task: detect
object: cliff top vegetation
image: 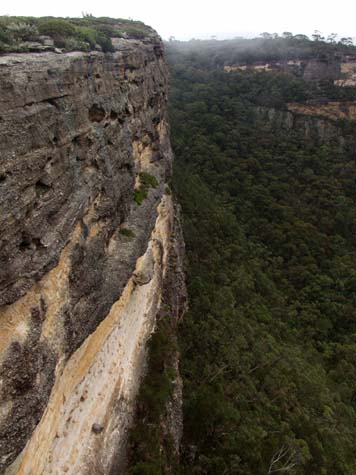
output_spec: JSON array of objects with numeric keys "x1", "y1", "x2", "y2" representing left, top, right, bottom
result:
[{"x1": 0, "y1": 15, "x2": 158, "y2": 54}]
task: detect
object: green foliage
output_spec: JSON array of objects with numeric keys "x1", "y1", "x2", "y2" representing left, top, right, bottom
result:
[
  {"x1": 119, "y1": 23, "x2": 147, "y2": 39},
  {"x1": 75, "y1": 26, "x2": 97, "y2": 46},
  {"x1": 0, "y1": 25, "x2": 12, "y2": 52},
  {"x1": 0, "y1": 17, "x2": 38, "y2": 50},
  {"x1": 96, "y1": 32, "x2": 115, "y2": 52},
  {"x1": 0, "y1": 29, "x2": 10, "y2": 43},
  {"x1": 5, "y1": 22, "x2": 37, "y2": 42},
  {"x1": 119, "y1": 227, "x2": 136, "y2": 239},
  {"x1": 96, "y1": 24, "x2": 117, "y2": 37},
  {"x1": 134, "y1": 188, "x2": 148, "y2": 205},
  {"x1": 139, "y1": 172, "x2": 159, "y2": 189},
  {"x1": 0, "y1": 16, "x2": 155, "y2": 54},
  {"x1": 74, "y1": 25, "x2": 115, "y2": 52},
  {"x1": 127, "y1": 318, "x2": 179, "y2": 474},
  {"x1": 166, "y1": 34, "x2": 356, "y2": 70},
  {"x1": 134, "y1": 172, "x2": 159, "y2": 205},
  {"x1": 38, "y1": 18, "x2": 75, "y2": 37},
  {"x1": 168, "y1": 39, "x2": 356, "y2": 475}
]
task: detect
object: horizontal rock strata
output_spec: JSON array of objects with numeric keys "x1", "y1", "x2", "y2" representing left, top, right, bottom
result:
[{"x1": 0, "y1": 36, "x2": 177, "y2": 474}]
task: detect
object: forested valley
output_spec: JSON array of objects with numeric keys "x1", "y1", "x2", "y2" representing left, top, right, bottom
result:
[{"x1": 167, "y1": 35, "x2": 356, "y2": 474}]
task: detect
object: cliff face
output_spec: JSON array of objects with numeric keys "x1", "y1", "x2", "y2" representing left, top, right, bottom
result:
[
  {"x1": 254, "y1": 105, "x2": 348, "y2": 145},
  {"x1": 0, "y1": 37, "x2": 184, "y2": 474},
  {"x1": 224, "y1": 57, "x2": 341, "y2": 81},
  {"x1": 224, "y1": 55, "x2": 356, "y2": 83}
]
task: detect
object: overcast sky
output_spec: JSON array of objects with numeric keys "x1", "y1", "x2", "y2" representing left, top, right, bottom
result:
[{"x1": 2, "y1": 0, "x2": 356, "y2": 41}]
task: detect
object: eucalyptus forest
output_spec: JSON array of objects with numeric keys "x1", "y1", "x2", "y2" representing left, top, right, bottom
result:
[{"x1": 168, "y1": 35, "x2": 356, "y2": 475}]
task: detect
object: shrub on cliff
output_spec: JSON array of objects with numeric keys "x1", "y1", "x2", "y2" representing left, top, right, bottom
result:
[
  {"x1": 75, "y1": 26, "x2": 97, "y2": 47},
  {"x1": 38, "y1": 18, "x2": 76, "y2": 38},
  {"x1": 0, "y1": 18, "x2": 40, "y2": 51},
  {"x1": 0, "y1": 29, "x2": 11, "y2": 45},
  {"x1": 119, "y1": 23, "x2": 147, "y2": 39},
  {"x1": 134, "y1": 173, "x2": 159, "y2": 205},
  {"x1": 6, "y1": 22, "x2": 38, "y2": 41},
  {"x1": 96, "y1": 33, "x2": 115, "y2": 53},
  {"x1": 96, "y1": 24, "x2": 117, "y2": 38},
  {"x1": 74, "y1": 26, "x2": 114, "y2": 52},
  {"x1": 139, "y1": 172, "x2": 159, "y2": 189}
]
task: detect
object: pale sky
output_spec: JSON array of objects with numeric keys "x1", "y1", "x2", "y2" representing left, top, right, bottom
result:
[{"x1": 2, "y1": 0, "x2": 356, "y2": 41}]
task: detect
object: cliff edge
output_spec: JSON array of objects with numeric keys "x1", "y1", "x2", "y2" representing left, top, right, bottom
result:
[{"x1": 0, "y1": 33, "x2": 185, "y2": 474}]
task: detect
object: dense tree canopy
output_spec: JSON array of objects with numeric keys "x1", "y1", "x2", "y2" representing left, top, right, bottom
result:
[
  {"x1": 168, "y1": 38, "x2": 356, "y2": 475},
  {"x1": 167, "y1": 34, "x2": 356, "y2": 70}
]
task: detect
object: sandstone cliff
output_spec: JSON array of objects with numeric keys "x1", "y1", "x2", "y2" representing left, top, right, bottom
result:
[
  {"x1": 0, "y1": 35, "x2": 185, "y2": 474},
  {"x1": 224, "y1": 57, "x2": 341, "y2": 81},
  {"x1": 254, "y1": 105, "x2": 348, "y2": 145},
  {"x1": 224, "y1": 55, "x2": 356, "y2": 84}
]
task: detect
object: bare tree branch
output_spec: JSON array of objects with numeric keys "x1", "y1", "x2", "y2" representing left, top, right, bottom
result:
[{"x1": 268, "y1": 445, "x2": 299, "y2": 474}]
